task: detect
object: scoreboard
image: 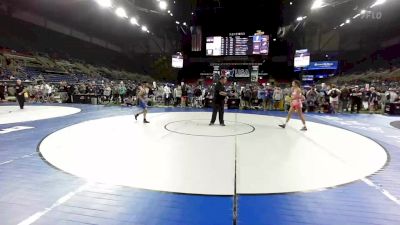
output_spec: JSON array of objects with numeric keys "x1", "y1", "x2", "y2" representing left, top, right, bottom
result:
[
  {"x1": 220, "y1": 36, "x2": 249, "y2": 55},
  {"x1": 206, "y1": 34, "x2": 269, "y2": 56}
]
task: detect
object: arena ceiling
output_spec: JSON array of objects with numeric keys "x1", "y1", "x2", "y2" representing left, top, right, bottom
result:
[
  {"x1": 192, "y1": 0, "x2": 283, "y2": 36},
  {"x1": 2, "y1": 0, "x2": 190, "y2": 47},
  {"x1": 285, "y1": 0, "x2": 400, "y2": 34},
  {"x1": 2, "y1": 0, "x2": 398, "y2": 54}
]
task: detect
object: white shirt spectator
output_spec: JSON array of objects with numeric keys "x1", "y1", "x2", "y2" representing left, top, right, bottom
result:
[
  {"x1": 273, "y1": 88, "x2": 283, "y2": 101},
  {"x1": 385, "y1": 90, "x2": 398, "y2": 103},
  {"x1": 174, "y1": 86, "x2": 182, "y2": 98},
  {"x1": 164, "y1": 85, "x2": 171, "y2": 97},
  {"x1": 104, "y1": 86, "x2": 111, "y2": 96},
  {"x1": 46, "y1": 84, "x2": 52, "y2": 94},
  {"x1": 328, "y1": 88, "x2": 341, "y2": 102}
]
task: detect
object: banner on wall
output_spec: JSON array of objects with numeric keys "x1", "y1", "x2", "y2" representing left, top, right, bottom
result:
[
  {"x1": 295, "y1": 61, "x2": 339, "y2": 71},
  {"x1": 251, "y1": 66, "x2": 259, "y2": 82},
  {"x1": 234, "y1": 69, "x2": 250, "y2": 78}
]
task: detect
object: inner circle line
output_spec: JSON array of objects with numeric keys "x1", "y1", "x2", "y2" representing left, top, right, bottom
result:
[{"x1": 164, "y1": 119, "x2": 256, "y2": 137}]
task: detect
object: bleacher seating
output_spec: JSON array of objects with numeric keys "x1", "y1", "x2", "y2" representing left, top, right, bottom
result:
[
  {"x1": 74, "y1": 73, "x2": 89, "y2": 82},
  {"x1": 1, "y1": 44, "x2": 150, "y2": 84},
  {"x1": 2, "y1": 69, "x2": 12, "y2": 79},
  {"x1": 23, "y1": 67, "x2": 42, "y2": 80},
  {"x1": 42, "y1": 73, "x2": 77, "y2": 83}
]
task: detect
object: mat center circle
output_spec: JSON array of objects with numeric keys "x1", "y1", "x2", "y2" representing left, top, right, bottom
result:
[{"x1": 164, "y1": 119, "x2": 255, "y2": 137}]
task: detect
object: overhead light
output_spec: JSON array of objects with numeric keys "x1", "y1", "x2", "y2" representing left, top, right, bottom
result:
[
  {"x1": 95, "y1": 0, "x2": 112, "y2": 8},
  {"x1": 353, "y1": 13, "x2": 361, "y2": 19},
  {"x1": 311, "y1": 0, "x2": 324, "y2": 10},
  {"x1": 296, "y1": 17, "x2": 304, "y2": 21},
  {"x1": 159, "y1": 1, "x2": 168, "y2": 10},
  {"x1": 346, "y1": 19, "x2": 351, "y2": 24},
  {"x1": 168, "y1": 10, "x2": 171, "y2": 13},
  {"x1": 340, "y1": 23, "x2": 345, "y2": 27},
  {"x1": 175, "y1": 21, "x2": 180, "y2": 24},
  {"x1": 170, "y1": 13, "x2": 173, "y2": 16},
  {"x1": 290, "y1": 2, "x2": 293, "y2": 5},
  {"x1": 141, "y1": 25, "x2": 148, "y2": 32},
  {"x1": 183, "y1": 22, "x2": 187, "y2": 26},
  {"x1": 130, "y1": 17, "x2": 139, "y2": 26},
  {"x1": 273, "y1": 38, "x2": 277, "y2": 41},
  {"x1": 191, "y1": 12, "x2": 194, "y2": 15},
  {"x1": 361, "y1": 9, "x2": 367, "y2": 14},
  {"x1": 115, "y1": 7, "x2": 128, "y2": 18},
  {"x1": 371, "y1": 0, "x2": 386, "y2": 8}
]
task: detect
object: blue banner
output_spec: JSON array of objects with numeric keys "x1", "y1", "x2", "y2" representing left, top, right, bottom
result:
[
  {"x1": 295, "y1": 61, "x2": 338, "y2": 71},
  {"x1": 309, "y1": 61, "x2": 338, "y2": 70}
]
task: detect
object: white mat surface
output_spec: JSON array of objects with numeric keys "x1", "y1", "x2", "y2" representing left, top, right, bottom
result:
[
  {"x1": 0, "y1": 105, "x2": 81, "y2": 124},
  {"x1": 39, "y1": 112, "x2": 387, "y2": 195}
]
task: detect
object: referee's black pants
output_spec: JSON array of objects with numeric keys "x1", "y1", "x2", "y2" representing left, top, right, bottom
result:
[
  {"x1": 16, "y1": 94, "x2": 25, "y2": 109},
  {"x1": 210, "y1": 102, "x2": 224, "y2": 124}
]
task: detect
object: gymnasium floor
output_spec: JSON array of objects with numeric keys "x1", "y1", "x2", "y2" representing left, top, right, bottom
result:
[{"x1": 0, "y1": 104, "x2": 399, "y2": 225}]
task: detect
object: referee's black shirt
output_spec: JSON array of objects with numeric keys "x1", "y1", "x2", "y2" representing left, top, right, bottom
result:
[
  {"x1": 214, "y1": 81, "x2": 226, "y2": 104},
  {"x1": 15, "y1": 84, "x2": 24, "y2": 96}
]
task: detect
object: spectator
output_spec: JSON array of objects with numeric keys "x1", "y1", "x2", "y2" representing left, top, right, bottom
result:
[
  {"x1": 193, "y1": 85, "x2": 203, "y2": 108},
  {"x1": 0, "y1": 82, "x2": 6, "y2": 102},
  {"x1": 328, "y1": 84, "x2": 341, "y2": 114},
  {"x1": 163, "y1": 84, "x2": 172, "y2": 106},
  {"x1": 256, "y1": 85, "x2": 265, "y2": 109},
  {"x1": 78, "y1": 83, "x2": 86, "y2": 94},
  {"x1": 350, "y1": 87, "x2": 363, "y2": 113},
  {"x1": 174, "y1": 85, "x2": 182, "y2": 107},
  {"x1": 67, "y1": 83, "x2": 75, "y2": 103},
  {"x1": 284, "y1": 93, "x2": 291, "y2": 112},
  {"x1": 181, "y1": 84, "x2": 188, "y2": 107},
  {"x1": 339, "y1": 85, "x2": 350, "y2": 112},
  {"x1": 319, "y1": 84, "x2": 330, "y2": 113},
  {"x1": 306, "y1": 86, "x2": 318, "y2": 112},
  {"x1": 103, "y1": 85, "x2": 112, "y2": 103},
  {"x1": 119, "y1": 81, "x2": 127, "y2": 103},
  {"x1": 265, "y1": 85, "x2": 274, "y2": 110},
  {"x1": 243, "y1": 86, "x2": 251, "y2": 109},
  {"x1": 112, "y1": 83, "x2": 119, "y2": 103},
  {"x1": 273, "y1": 87, "x2": 283, "y2": 110},
  {"x1": 368, "y1": 87, "x2": 380, "y2": 114},
  {"x1": 385, "y1": 88, "x2": 398, "y2": 103}
]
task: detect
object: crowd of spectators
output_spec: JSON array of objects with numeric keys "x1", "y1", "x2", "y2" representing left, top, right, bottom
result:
[
  {"x1": 1, "y1": 47, "x2": 399, "y2": 114},
  {"x1": 1, "y1": 78, "x2": 398, "y2": 115}
]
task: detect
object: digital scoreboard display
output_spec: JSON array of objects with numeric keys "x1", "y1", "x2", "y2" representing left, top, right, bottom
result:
[
  {"x1": 220, "y1": 36, "x2": 251, "y2": 55},
  {"x1": 206, "y1": 36, "x2": 222, "y2": 56},
  {"x1": 172, "y1": 55, "x2": 183, "y2": 68},
  {"x1": 252, "y1": 34, "x2": 269, "y2": 55},
  {"x1": 294, "y1": 49, "x2": 310, "y2": 68},
  {"x1": 206, "y1": 34, "x2": 269, "y2": 56}
]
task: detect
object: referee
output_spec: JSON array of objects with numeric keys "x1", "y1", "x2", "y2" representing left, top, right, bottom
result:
[
  {"x1": 209, "y1": 75, "x2": 228, "y2": 126},
  {"x1": 15, "y1": 79, "x2": 25, "y2": 109}
]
